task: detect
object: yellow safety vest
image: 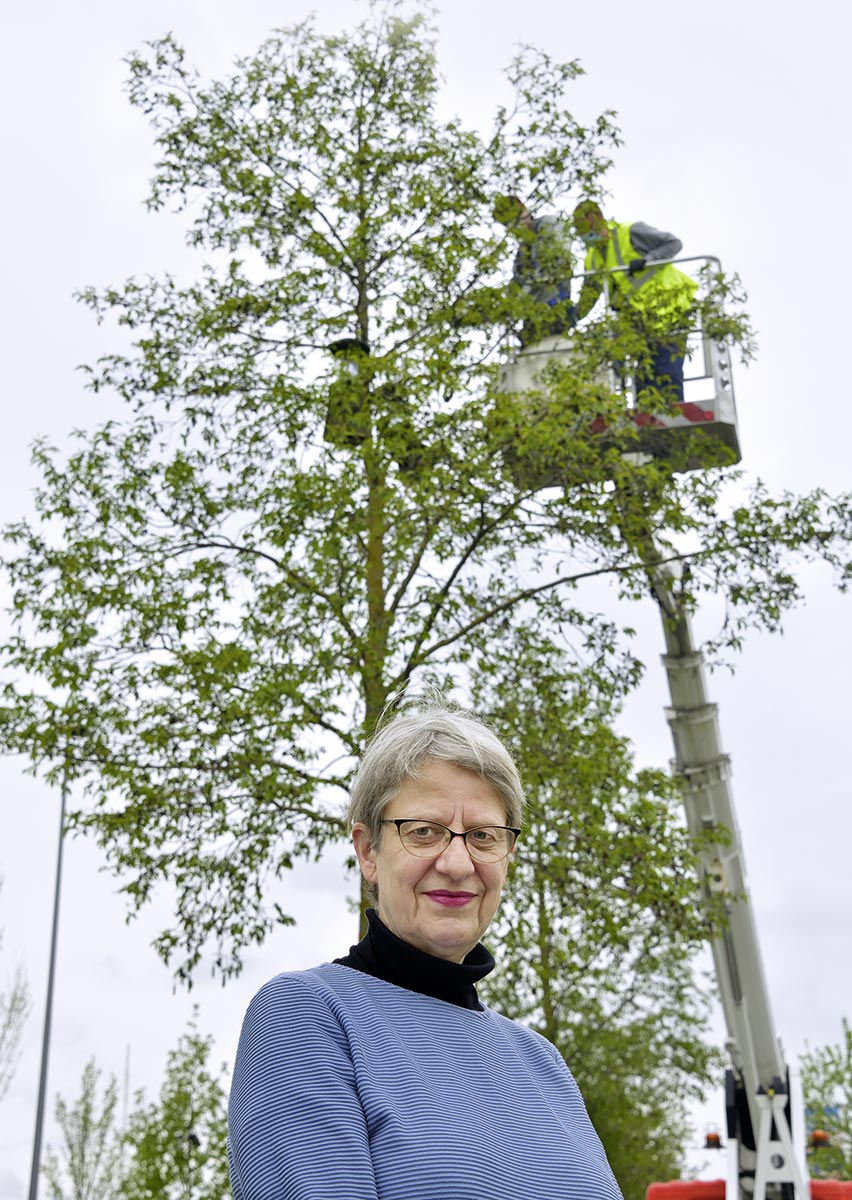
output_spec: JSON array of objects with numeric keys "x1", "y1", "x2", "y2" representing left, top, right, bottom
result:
[{"x1": 584, "y1": 222, "x2": 696, "y2": 329}]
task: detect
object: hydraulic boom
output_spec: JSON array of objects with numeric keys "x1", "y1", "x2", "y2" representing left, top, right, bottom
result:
[{"x1": 647, "y1": 550, "x2": 808, "y2": 1200}]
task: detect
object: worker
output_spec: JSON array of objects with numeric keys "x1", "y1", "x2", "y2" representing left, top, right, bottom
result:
[
  {"x1": 572, "y1": 200, "x2": 696, "y2": 407},
  {"x1": 494, "y1": 194, "x2": 577, "y2": 346}
]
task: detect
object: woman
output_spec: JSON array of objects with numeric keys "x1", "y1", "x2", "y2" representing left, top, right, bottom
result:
[{"x1": 228, "y1": 704, "x2": 623, "y2": 1200}]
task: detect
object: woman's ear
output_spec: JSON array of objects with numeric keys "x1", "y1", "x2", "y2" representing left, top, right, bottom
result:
[{"x1": 352, "y1": 823, "x2": 379, "y2": 885}]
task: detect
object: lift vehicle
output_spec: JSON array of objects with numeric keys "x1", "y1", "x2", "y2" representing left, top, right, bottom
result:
[
  {"x1": 500, "y1": 258, "x2": 851, "y2": 1200},
  {"x1": 644, "y1": 543, "x2": 851, "y2": 1200}
]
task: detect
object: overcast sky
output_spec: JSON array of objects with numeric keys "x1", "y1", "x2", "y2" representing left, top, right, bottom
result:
[{"x1": 1, "y1": 1, "x2": 851, "y2": 1195}]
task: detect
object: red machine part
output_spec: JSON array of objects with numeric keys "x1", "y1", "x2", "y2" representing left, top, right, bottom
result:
[
  {"x1": 646, "y1": 1185, "x2": 725, "y2": 1199},
  {"x1": 646, "y1": 1183, "x2": 852, "y2": 1199}
]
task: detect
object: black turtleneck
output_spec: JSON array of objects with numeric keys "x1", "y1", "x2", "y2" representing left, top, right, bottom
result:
[{"x1": 334, "y1": 908, "x2": 494, "y2": 1011}]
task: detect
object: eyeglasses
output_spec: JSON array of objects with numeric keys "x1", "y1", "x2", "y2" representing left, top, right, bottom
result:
[{"x1": 381, "y1": 819, "x2": 520, "y2": 863}]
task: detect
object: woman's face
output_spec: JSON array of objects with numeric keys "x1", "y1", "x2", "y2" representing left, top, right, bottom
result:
[{"x1": 352, "y1": 759, "x2": 512, "y2": 963}]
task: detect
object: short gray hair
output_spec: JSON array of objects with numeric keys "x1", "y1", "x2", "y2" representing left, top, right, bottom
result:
[{"x1": 348, "y1": 702, "x2": 525, "y2": 842}]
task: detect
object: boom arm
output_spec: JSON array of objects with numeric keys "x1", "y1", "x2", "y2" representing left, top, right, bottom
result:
[{"x1": 648, "y1": 554, "x2": 808, "y2": 1200}]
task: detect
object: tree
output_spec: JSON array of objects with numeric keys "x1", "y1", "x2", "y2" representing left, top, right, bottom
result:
[
  {"x1": 0, "y1": 877, "x2": 30, "y2": 1102},
  {"x1": 121, "y1": 1021, "x2": 230, "y2": 1200},
  {"x1": 0, "y1": 2, "x2": 850, "y2": 989},
  {"x1": 42, "y1": 1060, "x2": 123, "y2": 1200},
  {"x1": 44, "y1": 1020, "x2": 231, "y2": 1200},
  {"x1": 475, "y1": 644, "x2": 722, "y2": 1200},
  {"x1": 801, "y1": 1018, "x2": 852, "y2": 1180}
]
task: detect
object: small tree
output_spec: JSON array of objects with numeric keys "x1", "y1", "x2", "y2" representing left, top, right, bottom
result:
[
  {"x1": 42, "y1": 1060, "x2": 123, "y2": 1200},
  {"x1": 802, "y1": 1019, "x2": 852, "y2": 1180},
  {"x1": 120, "y1": 1021, "x2": 230, "y2": 1200},
  {"x1": 44, "y1": 1021, "x2": 231, "y2": 1200},
  {"x1": 0, "y1": 878, "x2": 30, "y2": 1102}
]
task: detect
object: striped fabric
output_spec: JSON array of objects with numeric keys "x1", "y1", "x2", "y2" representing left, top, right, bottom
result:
[{"x1": 228, "y1": 964, "x2": 623, "y2": 1200}]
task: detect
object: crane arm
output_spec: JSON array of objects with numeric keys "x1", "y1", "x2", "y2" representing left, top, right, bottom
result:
[{"x1": 644, "y1": 550, "x2": 808, "y2": 1200}]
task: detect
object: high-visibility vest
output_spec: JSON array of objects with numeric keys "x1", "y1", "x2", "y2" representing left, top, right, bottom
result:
[{"x1": 584, "y1": 221, "x2": 696, "y2": 328}]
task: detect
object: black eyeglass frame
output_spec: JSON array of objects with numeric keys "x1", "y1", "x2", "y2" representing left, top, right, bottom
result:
[{"x1": 380, "y1": 818, "x2": 521, "y2": 861}]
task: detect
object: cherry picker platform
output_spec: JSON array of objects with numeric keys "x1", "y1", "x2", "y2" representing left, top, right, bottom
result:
[{"x1": 498, "y1": 256, "x2": 740, "y2": 486}]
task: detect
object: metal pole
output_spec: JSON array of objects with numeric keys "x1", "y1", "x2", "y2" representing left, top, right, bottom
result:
[{"x1": 26, "y1": 771, "x2": 68, "y2": 1200}]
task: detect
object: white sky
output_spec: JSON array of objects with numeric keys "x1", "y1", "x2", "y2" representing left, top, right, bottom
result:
[{"x1": 1, "y1": 1, "x2": 851, "y2": 1195}]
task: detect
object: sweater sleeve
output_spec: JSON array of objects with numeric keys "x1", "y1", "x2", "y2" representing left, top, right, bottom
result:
[
  {"x1": 628, "y1": 221, "x2": 682, "y2": 262},
  {"x1": 228, "y1": 973, "x2": 379, "y2": 1200},
  {"x1": 544, "y1": 1043, "x2": 624, "y2": 1196}
]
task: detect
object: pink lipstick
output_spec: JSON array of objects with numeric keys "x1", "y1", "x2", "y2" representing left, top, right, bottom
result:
[{"x1": 425, "y1": 891, "x2": 475, "y2": 907}]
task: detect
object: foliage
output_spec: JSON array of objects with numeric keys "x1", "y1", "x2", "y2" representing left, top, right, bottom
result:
[
  {"x1": 42, "y1": 1060, "x2": 123, "y2": 1200},
  {"x1": 802, "y1": 1018, "x2": 852, "y2": 1180},
  {"x1": 43, "y1": 1019, "x2": 231, "y2": 1200},
  {"x1": 0, "y1": 965, "x2": 28, "y2": 1101},
  {"x1": 0, "y1": 1, "x2": 850, "y2": 988},
  {"x1": 476, "y1": 652, "x2": 722, "y2": 1199},
  {"x1": 120, "y1": 1020, "x2": 230, "y2": 1200},
  {"x1": 0, "y1": 878, "x2": 30, "y2": 1102}
]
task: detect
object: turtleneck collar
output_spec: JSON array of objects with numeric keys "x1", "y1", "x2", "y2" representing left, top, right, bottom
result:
[{"x1": 334, "y1": 908, "x2": 494, "y2": 1011}]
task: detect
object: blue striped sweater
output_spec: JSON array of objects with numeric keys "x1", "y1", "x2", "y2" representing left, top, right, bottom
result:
[{"x1": 228, "y1": 963, "x2": 623, "y2": 1200}]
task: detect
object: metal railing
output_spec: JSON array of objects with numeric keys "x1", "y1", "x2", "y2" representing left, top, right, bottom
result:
[{"x1": 568, "y1": 254, "x2": 734, "y2": 409}]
